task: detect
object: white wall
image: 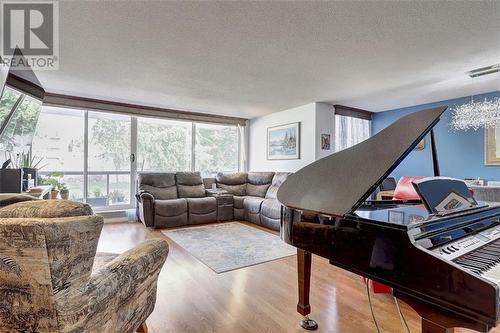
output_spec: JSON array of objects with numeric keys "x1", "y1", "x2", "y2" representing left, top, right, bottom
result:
[{"x1": 248, "y1": 102, "x2": 335, "y2": 172}]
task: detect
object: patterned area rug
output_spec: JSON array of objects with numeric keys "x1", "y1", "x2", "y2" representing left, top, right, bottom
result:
[{"x1": 163, "y1": 222, "x2": 296, "y2": 273}]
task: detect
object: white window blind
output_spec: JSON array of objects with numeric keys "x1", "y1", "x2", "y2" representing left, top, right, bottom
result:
[{"x1": 334, "y1": 114, "x2": 371, "y2": 152}]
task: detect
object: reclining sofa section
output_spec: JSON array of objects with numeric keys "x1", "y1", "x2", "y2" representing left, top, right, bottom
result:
[{"x1": 137, "y1": 171, "x2": 290, "y2": 231}]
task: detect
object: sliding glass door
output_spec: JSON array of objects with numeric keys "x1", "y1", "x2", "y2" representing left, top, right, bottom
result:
[
  {"x1": 137, "y1": 117, "x2": 192, "y2": 172},
  {"x1": 87, "y1": 112, "x2": 132, "y2": 208}
]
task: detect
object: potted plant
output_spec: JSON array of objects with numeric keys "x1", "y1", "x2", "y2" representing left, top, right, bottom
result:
[
  {"x1": 60, "y1": 185, "x2": 70, "y2": 200},
  {"x1": 87, "y1": 189, "x2": 107, "y2": 206},
  {"x1": 38, "y1": 172, "x2": 64, "y2": 199},
  {"x1": 13, "y1": 149, "x2": 46, "y2": 191},
  {"x1": 108, "y1": 190, "x2": 126, "y2": 204}
]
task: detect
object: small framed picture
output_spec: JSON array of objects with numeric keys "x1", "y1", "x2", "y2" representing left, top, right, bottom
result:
[
  {"x1": 321, "y1": 134, "x2": 331, "y2": 150},
  {"x1": 408, "y1": 214, "x2": 425, "y2": 224},
  {"x1": 388, "y1": 210, "x2": 405, "y2": 224},
  {"x1": 485, "y1": 127, "x2": 500, "y2": 165}
]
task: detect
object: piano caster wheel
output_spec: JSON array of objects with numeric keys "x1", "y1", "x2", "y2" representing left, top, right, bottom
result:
[{"x1": 300, "y1": 316, "x2": 318, "y2": 330}]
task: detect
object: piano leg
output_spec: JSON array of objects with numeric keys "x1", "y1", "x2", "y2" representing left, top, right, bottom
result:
[
  {"x1": 422, "y1": 318, "x2": 454, "y2": 333},
  {"x1": 297, "y1": 248, "x2": 318, "y2": 330}
]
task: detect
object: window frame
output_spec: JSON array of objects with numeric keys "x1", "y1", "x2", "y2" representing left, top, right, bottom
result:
[{"x1": 33, "y1": 107, "x2": 242, "y2": 211}]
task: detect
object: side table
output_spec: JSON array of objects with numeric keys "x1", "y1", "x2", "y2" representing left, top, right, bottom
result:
[{"x1": 205, "y1": 189, "x2": 234, "y2": 221}]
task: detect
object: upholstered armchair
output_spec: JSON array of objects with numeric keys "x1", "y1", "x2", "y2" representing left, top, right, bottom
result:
[{"x1": 0, "y1": 199, "x2": 169, "y2": 333}]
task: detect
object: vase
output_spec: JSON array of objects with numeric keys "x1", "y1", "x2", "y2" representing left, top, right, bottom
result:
[{"x1": 50, "y1": 189, "x2": 59, "y2": 199}]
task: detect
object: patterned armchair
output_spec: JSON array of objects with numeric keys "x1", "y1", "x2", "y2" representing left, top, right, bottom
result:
[{"x1": 0, "y1": 199, "x2": 169, "y2": 333}]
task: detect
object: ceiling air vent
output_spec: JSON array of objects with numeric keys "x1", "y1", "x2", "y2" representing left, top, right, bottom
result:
[{"x1": 468, "y1": 63, "x2": 500, "y2": 78}]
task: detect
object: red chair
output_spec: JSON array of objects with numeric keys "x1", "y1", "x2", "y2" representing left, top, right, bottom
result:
[
  {"x1": 363, "y1": 176, "x2": 425, "y2": 294},
  {"x1": 392, "y1": 176, "x2": 426, "y2": 200}
]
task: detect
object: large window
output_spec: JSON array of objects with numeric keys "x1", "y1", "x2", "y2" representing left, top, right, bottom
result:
[
  {"x1": 32, "y1": 107, "x2": 85, "y2": 201},
  {"x1": 0, "y1": 87, "x2": 42, "y2": 154},
  {"x1": 31, "y1": 108, "x2": 241, "y2": 209},
  {"x1": 334, "y1": 114, "x2": 370, "y2": 152},
  {"x1": 137, "y1": 118, "x2": 192, "y2": 172},
  {"x1": 195, "y1": 123, "x2": 238, "y2": 176}
]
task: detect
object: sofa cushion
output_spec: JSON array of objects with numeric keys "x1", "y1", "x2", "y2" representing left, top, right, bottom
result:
[
  {"x1": 187, "y1": 197, "x2": 216, "y2": 214},
  {"x1": 155, "y1": 198, "x2": 187, "y2": 217},
  {"x1": 218, "y1": 183, "x2": 245, "y2": 196},
  {"x1": 176, "y1": 172, "x2": 205, "y2": 198},
  {"x1": 216, "y1": 172, "x2": 247, "y2": 185},
  {"x1": 261, "y1": 198, "x2": 282, "y2": 220},
  {"x1": 177, "y1": 184, "x2": 205, "y2": 198},
  {"x1": 0, "y1": 200, "x2": 93, "y2": 218},
  {"x1": 265, "y1": 172, "x2": 291, "y2": 199},
  {"x1": 246, "y1": 172, "x2": 274, "y2": 197},
  {"x1": 138, "y1": 173, "x2": 177, "y2": 200},
  {"x1": 243, "y1": 196, "x2": 265, "y2": 214},
  {"x1": 233, "y1": 195, "x2": 245, "y2": 209},
  {"x1": 216, "y1": 172, "x2": 247, "y2": 195}
]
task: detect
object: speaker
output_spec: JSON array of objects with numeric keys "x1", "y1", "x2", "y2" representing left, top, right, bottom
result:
[{"x1": 0, "y1": 168, "x2": 23, "y2": 193}]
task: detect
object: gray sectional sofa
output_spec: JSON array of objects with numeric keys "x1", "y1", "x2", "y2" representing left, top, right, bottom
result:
[{"x1": 136, "y1": 171, "x2": 290, "y2": 231}]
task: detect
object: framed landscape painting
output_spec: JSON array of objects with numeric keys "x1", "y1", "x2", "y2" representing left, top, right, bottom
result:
[
  {"x1": 267, "y1": 122, "x2": 300, "y2": 160},
  {"x1": 485, "y1": 127, "x2": 500, "y2": 165}
]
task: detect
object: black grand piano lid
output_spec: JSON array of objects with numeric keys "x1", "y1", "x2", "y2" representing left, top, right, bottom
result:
[{"x1": 277, "y1": 106, "x2": 447, "y2": 218}]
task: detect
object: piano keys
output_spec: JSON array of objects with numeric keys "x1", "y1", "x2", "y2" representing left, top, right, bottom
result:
[{"x1": 277, "y1": 106, "x2": 500, "y2": 332}]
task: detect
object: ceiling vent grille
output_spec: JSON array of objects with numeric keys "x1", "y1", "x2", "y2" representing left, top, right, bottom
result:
[{"x1": 468, "y1": 64, "x2": 500, "y2": 78}]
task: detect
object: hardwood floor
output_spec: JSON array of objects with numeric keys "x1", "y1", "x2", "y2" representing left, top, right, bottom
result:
[{"x1": 99, "y1": 221, "x2": 494, "y2": 333}]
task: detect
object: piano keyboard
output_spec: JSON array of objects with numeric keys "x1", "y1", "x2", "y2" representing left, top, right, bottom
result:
[{"x1": 434, "y1": 225, "x2": 500, "y2": 283}]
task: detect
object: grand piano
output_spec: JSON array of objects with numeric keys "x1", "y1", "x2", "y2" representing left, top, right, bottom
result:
[{"x1": 278, "y1": 106, "x2": 500, "y2": 333}]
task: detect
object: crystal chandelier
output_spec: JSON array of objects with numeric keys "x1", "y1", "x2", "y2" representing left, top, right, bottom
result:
[
  {"x1": 451, "y1": 97, "x2": 500, "y2": 130},
  {"x1": 450, "y1": 64, "x2": 500, "y2": 131}
]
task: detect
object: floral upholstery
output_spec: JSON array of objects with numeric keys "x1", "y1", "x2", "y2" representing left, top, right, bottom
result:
[
  {"x1": 0, "y1": 200, "x2": 169, "y2": 333},
  {"x1": 0, "y1": 199, "x2": 93, "y2": 218}
]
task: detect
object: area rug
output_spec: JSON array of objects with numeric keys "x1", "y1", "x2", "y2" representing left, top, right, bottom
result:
[{"x1": 163, "y1": 222, "x2": 296, "y2": 273}]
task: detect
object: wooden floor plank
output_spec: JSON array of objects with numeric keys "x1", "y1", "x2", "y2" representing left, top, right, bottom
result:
[{"x1": 98, "y1": 221, "x2": 498, "y2": 333}]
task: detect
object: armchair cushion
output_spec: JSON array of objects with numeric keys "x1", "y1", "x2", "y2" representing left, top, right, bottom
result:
[
  {"x1": 62, "y1": 239, "x2": 169, "y2": 333},
  {"x1": 176, "y1": 172, "x2": 206, "y2": 198},
  {"x1": 92, "y1": 252, "x2": 119, "y2": 271},
  {"x1": 0, "y1": 193, "x2": 38, "y2": 207},
  {"x1": 246, "y1": 172, "x2": 274, "y2": 197},
  {"x1": 393, "y1": 176, "x2": 425, "y2": 200},
  {"x1": 0, "y1": 199, "x2": 93, "y2": 218},
  {"x1": 138, "y1": 173, "x2": 178, "y2": 200}
]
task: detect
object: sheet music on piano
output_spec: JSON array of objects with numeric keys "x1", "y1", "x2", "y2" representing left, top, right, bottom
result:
[{"x1": 412, "y1": 176, "x2": 488, "y2": 216}]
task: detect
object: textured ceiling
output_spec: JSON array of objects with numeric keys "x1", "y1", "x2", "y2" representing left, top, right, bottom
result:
[{"x1": 36, "y1": 1, "x2": 500, "y2": 118}]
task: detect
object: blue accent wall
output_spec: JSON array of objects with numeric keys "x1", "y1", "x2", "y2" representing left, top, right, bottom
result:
[{"x1": 372, "y1": 91, "x2": 500, "y2": 182}]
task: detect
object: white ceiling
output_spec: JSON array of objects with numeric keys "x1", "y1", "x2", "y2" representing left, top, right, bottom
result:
[{"x1": 37, "y1": 1, "x2": 500, "y2": 119}]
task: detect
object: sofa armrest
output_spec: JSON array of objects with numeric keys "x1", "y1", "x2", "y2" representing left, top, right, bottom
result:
[
  {"x1": 137, "y1": 191, "x2": 155, "y2": 227},
  {"x1": 66, "y1": 239, "x2": 169, "y2": 332}
]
